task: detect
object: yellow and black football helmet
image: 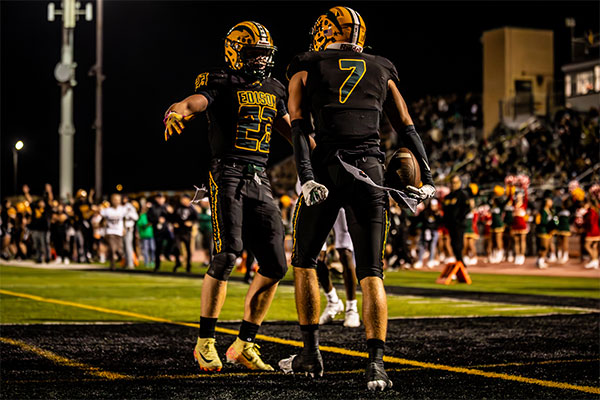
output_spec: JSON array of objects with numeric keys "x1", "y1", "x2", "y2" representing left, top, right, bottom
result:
[
  {"x1": 310, "y1": 6, "x2": 366, "y2": 52},
  {"x1": 224, "y1": 21, "x2": 276, "y2": 80}
]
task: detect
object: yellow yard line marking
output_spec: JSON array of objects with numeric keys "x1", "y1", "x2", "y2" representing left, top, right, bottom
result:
[
  {"x1": 3, "y1": 360, "x2": 597, "y2": 385},
  {"x1": 0, "y1": 337, "x2": 131, "y2": 380},
  {"x1": 1, "y1": 289, "x2": 599, "y2": 394},
  {"x1": 474, "y1": 358, "x2": 600, "y2": 369}
]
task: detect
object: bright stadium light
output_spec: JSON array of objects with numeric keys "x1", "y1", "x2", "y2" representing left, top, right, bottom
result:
[{"x1": 13, "y1": 140, "x2": 24, "y2": 195}]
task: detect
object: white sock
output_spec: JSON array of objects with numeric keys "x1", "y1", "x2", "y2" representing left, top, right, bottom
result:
[
  {"x1": 346, "y1": 299, "x2": 358, "y2": 312},
  {"x1": 326, "y1": 288, "x2": 339, "y2": 304}
]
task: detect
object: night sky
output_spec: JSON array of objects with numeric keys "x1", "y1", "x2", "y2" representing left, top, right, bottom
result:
[{"x1": 1, "y1": 1, "x2": 598, "y2": 199}]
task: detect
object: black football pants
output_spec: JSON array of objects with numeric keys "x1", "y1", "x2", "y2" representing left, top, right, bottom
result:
[{"x1": 292, "y1": 156, "x2": 389, "y2": 281}]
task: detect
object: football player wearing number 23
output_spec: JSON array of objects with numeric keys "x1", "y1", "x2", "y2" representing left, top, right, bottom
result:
[
  {"x1": 164, "y1": 22, "x2": 292, "y2": 373},
  {"x1": 278, "y1": 6, "x2": 436, "y2": 391}
]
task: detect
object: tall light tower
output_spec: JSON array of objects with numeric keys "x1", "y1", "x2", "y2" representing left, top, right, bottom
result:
[
  {"x1": 48, "y1": 0, "x2": 93, "y2": 201},
  {"x1": 91, "y1": 0, "x2": 104, "y2": 201}
]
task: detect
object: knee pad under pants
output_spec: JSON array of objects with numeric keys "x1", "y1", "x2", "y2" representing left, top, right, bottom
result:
[
  {"x1": 207, "y1": 252, "x2": 237, "y2": 281},
  {"x1": 257, "y1": 263, "x2": 288, "y2": 281}
]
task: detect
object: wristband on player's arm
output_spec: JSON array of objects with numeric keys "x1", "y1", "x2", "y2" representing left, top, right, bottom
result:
[
  {"x1": 291, "y1": 119, "x2": 315, "y2": 185},
  {"x1": 403, "y1": 125, "x2": 434, "y2": 186}
]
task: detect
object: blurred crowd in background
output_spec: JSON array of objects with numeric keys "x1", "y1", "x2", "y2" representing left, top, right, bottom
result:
[{"x1": 1, "y1": 176, "x2": 599, "y2": 272}]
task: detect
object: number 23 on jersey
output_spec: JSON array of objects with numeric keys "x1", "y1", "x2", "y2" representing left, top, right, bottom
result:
[{"x1": 235, "y1": 90, "x2": 277, "y2": 153}]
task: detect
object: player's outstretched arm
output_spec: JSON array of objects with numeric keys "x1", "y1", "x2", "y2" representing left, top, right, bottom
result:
[
  {"x1": 383, "y1": 80, "x2": 435, "y2": 201},
  {"x1": 163, "y1": 94, "x2": 209, "y2": 141},
  {"x1": 288, "y1": 71, "x2": 328, "y2": 206}
]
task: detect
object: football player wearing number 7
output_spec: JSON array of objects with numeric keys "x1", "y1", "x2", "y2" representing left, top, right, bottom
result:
[
  {"x1": 164, "y1": 21, "x2": 292, "y2": 372},
  {"x1": 279, "y1": 6, "x2": 436, "y2": 391}
]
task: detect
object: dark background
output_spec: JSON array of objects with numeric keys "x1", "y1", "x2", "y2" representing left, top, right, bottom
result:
[{"x1": 1, "y1": 0, "x2": 598, "y2": 198}]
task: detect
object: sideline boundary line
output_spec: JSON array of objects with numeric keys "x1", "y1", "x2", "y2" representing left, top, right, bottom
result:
[{"x1": 1, "y1": 289, "x2": 599, "y2": 395}]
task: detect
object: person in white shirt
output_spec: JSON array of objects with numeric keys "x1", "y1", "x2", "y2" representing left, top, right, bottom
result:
[
  {"x1": 122, "y1": 196, "x2": 139, "y2": 269},
  {"x1": 100, "y1": 194, "x2": 127, "y2": 270}
]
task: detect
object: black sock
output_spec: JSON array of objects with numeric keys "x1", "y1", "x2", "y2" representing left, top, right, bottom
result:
[
  {"x1": 300, "y1": 324, "x2": 319, "y2": 352},
  {"x1": 238, "y1": 320, "x2": 260, "y2": 343},
  {"x1": 367, "y1": 339, "x2": 385, "y2": 362},
  {"x1": 199, "y1": 317, "x2": 217, "y2": 338}
]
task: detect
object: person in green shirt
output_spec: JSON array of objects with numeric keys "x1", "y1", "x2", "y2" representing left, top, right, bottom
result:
[{"x1": 137, "y1": 203, "x2": 155, "y2": 269}]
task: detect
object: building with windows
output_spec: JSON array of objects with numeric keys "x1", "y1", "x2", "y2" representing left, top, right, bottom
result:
[{"x1": 562, "y1": 58, "x2": 600, "y2": 112}]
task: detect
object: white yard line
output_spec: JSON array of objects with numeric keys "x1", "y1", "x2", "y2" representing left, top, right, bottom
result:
[{"x1": 1, "y1": 260, "x2": 105, "y2": 270}]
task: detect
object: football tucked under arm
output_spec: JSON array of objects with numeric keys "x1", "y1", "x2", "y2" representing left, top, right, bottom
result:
[{"x1": 383, "y1": 80, "x2": 434, "y2": 187}]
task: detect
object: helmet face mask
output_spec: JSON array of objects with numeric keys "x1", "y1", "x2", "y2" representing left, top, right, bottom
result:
[
  {"x1": 224, "y1": 21, "x2": 276, "y2": 81},
  {"x1": 310, "y1": 6, "x2": 366, "y2": 52}
]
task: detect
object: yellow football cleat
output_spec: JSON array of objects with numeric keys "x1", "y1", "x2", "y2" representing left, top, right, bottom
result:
[
  {"x1": 193, "y1": 337, "x2": 223, "y2": 372},
  {"x1": 225, "y1": 338, "x2": 274, "y2": 371}
]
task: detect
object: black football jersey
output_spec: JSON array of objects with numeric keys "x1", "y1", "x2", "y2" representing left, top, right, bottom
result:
[
  {"x1": 194, "y1": 69, "x2": 288, "y2": 166},
  {"x1": 286, "y1": 50, "x2": 398, "y2": 148}
]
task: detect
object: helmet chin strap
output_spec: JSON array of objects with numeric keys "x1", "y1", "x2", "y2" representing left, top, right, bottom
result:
[{"x1": 326, "y1": 42, "x2": 363, "y2": 52}]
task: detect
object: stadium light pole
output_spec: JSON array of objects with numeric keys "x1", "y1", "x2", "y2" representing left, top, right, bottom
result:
[
  {"x1": 88, "y1": 0, "x2": 105, "y2": 201},
  {"x1": 12, "y1": 141, "x2": 24, "y2": 195},
  {"x1": 48, "y1": 0, "x2": 93, "y2": 201},
  {"x1": 565, "y1": 17, "x2": 576, "y2": 62}
]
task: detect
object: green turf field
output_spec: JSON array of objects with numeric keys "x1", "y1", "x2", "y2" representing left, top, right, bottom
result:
[{"x1": 1, "y1": 265, "x2": 596, "y2": 324}]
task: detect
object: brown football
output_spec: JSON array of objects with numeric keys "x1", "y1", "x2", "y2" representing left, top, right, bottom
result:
[{"x1": 389, "y1": 147, "x2": 421, "y2": 189}]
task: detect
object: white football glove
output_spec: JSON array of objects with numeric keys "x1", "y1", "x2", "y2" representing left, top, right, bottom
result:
[
  {"x1": 302, "y1": 180, "x2": 329, "y2": 206},
  {"x1": 405, "y1": 184, "x2": 436, "y2": 202}
]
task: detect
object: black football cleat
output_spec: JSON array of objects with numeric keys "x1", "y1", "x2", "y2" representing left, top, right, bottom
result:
[
  {"x1": 278, "y1": 349, "x2": 323, "y2": 378},
  {"x1": 366, "y1": 360, "x2": 393, "y2": 391}
]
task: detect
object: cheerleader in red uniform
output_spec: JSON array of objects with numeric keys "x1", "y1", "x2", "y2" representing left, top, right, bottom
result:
[
  {"x1": 583, "y1": 187, "x2": 600, "y2": 269},
  {"x1": 510, "y1": 175, "x2": 530, "y2": 265}
]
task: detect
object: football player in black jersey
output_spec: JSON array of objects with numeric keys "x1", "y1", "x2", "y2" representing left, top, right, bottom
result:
[
  {"x1": 278, "y1": 7, "x2": 436, "y2": 391},
  {"x1": 164, "y1": 21, "x2": 292, "y2": 372}
]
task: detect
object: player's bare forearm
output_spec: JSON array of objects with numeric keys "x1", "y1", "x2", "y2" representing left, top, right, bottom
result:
[
  {"x1": 274, "y1": 114, "x2": 293, "y2": 146},
  {"x1": 165, "y1": 94, "x2": 209, "y2": 117},
  {"x1": 288, "y1": 71, "x2": 308, "y2": 121},
  {"x1": 383, "y1": 80, "x2": 413, "y2": 129}
]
